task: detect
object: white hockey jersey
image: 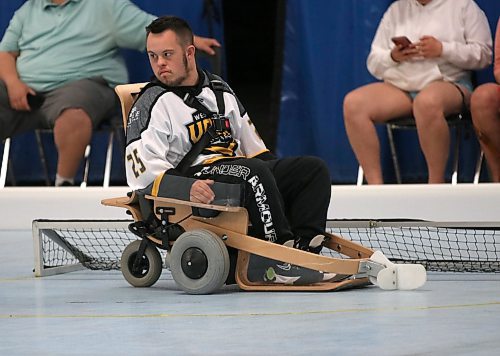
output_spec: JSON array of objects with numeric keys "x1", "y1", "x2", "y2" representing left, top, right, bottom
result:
[{"x1": 125, "y1": 70, "x2": 269, "y2": 190}]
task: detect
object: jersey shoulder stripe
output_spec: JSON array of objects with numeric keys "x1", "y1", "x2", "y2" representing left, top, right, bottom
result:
[{"x1": 126, "y1": 85, "x2": 168, "y2": 146}]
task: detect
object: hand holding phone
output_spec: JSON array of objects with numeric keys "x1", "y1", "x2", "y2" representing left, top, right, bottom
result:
[
  {"x1": 391, "y1": 36, "x2": 412, "y2": 49},
  {"x1": 390, "y1": 36, "x2": 419, "y2": 63},
  {"x1": 27, "y1": 93, "x2": 45, "y2": 110}
]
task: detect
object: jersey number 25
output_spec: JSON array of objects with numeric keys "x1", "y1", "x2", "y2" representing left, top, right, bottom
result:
[{"x1": 127, "y1": 148, "x2": 146, "y2": 178}]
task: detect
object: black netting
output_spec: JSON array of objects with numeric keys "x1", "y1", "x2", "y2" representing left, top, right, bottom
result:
[
  {"x1": 40, "y1": 227, "x2": 137, "y2": 270},
  {"x1": 326, "y1": 224, "x2": 500, "y2": 273},
  {"x1": 38, "y1": 221, "x2": 500, "y2": 273}
]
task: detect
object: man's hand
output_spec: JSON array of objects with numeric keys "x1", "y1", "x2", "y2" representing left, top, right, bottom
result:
[
  {"x1": 194, "y1": 35, "x2": 221, "y2": 56},
  {"x1": 7, "y1": 80, "x2": 35, "y2": 111},
  {"x1": 415, "y1": 36, "x2": 443, "y2": 58},
  {"x1": 190, "y1": 179, "x2": 215, "y2": 204}
]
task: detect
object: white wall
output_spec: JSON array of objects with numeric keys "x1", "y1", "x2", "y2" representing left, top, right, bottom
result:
[
  {"x1": 328, "y1": 183, "x2": 500, "y2": 223},
  {"x1": 0, "y1": 184, "x2": 499, "y2": 230}
]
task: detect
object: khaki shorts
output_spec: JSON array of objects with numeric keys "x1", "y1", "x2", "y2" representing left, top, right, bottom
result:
[{"x1": 0, "y1": 77, "x2": 118, "y2": 139}]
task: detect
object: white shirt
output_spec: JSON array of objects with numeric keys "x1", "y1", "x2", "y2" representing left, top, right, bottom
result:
[
  {"x1": 367, "y1": 0, "x2": 493, "y2": 91},
  {"x1": 125, "y1": 73, "x2": 268, "y2": 190}
]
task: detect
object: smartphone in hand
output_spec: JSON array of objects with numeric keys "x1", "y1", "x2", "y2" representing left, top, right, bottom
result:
[
  {"x1": 391, "y1": 36, "x2": 412, "y2": 49},
  {"x1": 27, "y1": 93, "x2": 45, "y2": 110}
]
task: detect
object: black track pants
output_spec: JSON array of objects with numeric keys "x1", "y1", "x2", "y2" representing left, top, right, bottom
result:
[{"x1": 188, "y1": 156, "x2": 331, "y2": 244}]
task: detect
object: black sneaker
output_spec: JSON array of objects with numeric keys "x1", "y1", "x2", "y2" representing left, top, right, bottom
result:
[
  {"x1": 263, "y1": 262, "x2": 338, "y2": 285},
  {"x1": 247, "y1": 255, "x2": 337, "y2": 285},
  {"x1": 283, "y1": 234, "x2": 327, "y2": 254}
]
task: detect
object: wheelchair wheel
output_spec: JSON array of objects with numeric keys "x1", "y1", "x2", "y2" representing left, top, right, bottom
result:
[
  {"x1": 121, "y1": 240, "x2": 162, "y2": 287},
  {"x1": 170, "y1": 229, "x2": 230, "y2": 295}
]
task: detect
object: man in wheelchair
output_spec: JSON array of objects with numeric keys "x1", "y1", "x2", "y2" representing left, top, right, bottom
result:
[{"x1": 125, "y1": 16, "x2": 334, "y2": 284}]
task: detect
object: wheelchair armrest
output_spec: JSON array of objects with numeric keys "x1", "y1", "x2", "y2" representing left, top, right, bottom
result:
[
  {"x1": 145, "y1": 195, "x2": 245, "y2": 213},
  {"x1": 143, "y1": 174, "x2": 243, "y2": 217}
]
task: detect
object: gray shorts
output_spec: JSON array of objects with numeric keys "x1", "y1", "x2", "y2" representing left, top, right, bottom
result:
[{"x1": 0, "y1": 77, "x2": 117, "y2": 140}]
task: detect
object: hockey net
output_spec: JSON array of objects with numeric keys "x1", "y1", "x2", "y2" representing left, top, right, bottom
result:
[
  {"x1": 327, "y1": 220, "x2": 500, "y2": 273},
  {"x1": 32, "y1": 219, "x2": 500, "y2": 276},
  {"x1": 33, "y1": 220, "x2": 136, "y2": 276}
]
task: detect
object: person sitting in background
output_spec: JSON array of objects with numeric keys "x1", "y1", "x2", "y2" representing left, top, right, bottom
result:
[
  {"x1": 343, "y1": 0, "x2": 492, "y2": 184},
  {"x1": 471, "y1": 17, "x2": 500, "y2": 183},
  {"x1": 0, "y1": 0, "x2": 220, "y2": 186}
]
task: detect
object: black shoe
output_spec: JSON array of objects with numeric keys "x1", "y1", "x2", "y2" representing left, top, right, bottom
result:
[
  {"x1": 283, "y1": 234, "x2": 327, "y2": 254},
  {"x1": 263, "y1": 262, "x2": 338, "y2": 285},
  {"x1": 247, "y1": 255, "x2": 337, "y2": 285}
]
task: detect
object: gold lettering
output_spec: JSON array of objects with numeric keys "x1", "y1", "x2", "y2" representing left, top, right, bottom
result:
[{"x1": 188, "y1": 121, "x2": 204, "y2": 143}]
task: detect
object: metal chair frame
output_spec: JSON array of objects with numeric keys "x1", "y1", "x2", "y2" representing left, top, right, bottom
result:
[
  {"x1": 0, "y1": 119, "x2": 121, "y2": 188},
  {"x1": 357, "y1": 112, "x2": 478, "y2": 185}
]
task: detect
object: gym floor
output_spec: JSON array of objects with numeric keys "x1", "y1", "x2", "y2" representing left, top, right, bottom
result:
[{"x1": 1, "y1": 229, "x2": 499, "y2": 355}]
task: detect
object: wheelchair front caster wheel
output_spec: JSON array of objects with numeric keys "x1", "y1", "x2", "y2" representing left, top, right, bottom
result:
[{"x1": 121, "y1": 240, "x2": 162, "y2": 287}]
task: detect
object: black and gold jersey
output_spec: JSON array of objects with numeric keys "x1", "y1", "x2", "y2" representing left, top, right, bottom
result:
[{"x1": 125, "y1": 70, "x2": 269, "y2": 190}]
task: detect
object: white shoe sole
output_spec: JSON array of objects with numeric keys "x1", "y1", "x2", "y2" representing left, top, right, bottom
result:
[
  {"x1": 369, "y1": 250, "x2": 427, "y2": 290},
  {"x1": 376, "y1": 264, "x2": 427, "y2": 290}
]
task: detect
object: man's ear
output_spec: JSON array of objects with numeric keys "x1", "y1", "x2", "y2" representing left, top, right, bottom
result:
[{"x1": 186, "y1": 45, "x2": 196, "y2": 59}]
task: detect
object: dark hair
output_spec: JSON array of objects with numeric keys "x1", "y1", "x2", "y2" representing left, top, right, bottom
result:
[{"x1": 146, "y1": 16, "x2": 194, "y2": 48}]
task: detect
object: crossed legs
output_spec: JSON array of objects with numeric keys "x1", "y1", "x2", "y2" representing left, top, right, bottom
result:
[{"x1": 343, "y1": 81, "x2": 469, "y2": 184}]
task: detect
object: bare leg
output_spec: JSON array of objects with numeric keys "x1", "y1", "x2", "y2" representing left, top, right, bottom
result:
[
  {"x1": 53, "y1": 108, "x2": 92, "y2": 180},
  {"x1": 343, "y1": 82, "x2": 413, "y2": 184},
  {"x1": 471, "y1": 83, "x2": 500, "y2": 182},
  {"x1": 413, "y1": 82, "x2": 470, "y2": 184}
]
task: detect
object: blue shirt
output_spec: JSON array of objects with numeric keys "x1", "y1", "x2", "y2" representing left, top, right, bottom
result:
[{"x1": 0, "y1": 0, "x2": 156, "y2": 91}]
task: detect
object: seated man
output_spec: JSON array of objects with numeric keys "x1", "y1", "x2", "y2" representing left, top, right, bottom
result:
[
  {"x1": 471, "y1": 17, "x2": 500, "y2": 182},
  {"x1": 0, "y1": 0, "x2": 220, "y2": 186},
  {"x1": 343, "y1": 0, "x2": 492, "y2": 184},
  {"x1": 125, "y1": 16, "x2": 333, "y2": 283}
]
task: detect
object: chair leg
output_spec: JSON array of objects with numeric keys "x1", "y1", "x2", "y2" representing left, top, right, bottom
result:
[
  {"x1": 0, "y1": 138, "x2": 11, "y2": 188},
  {"x1": 80, "y1": 144, "x2": 91, "y2": 188},
  {"x1": 386, "y1": 125, "x2": 402, "y2": 184},
  {"x1": 35, "y1": 130, "x2": 52, "y2": 186},
  {"x1": 473, "y1": 150, "x2": 484, "y2": 184},
  {"x1": 451, "y1": 125, "x2": 461, "y2": 185},
  {"x1": 103, "y1": 130, "x2": 114, "y2": 188},
  {"x1": 356, "y1": 166, "x2": 364, "y2": 186}
]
